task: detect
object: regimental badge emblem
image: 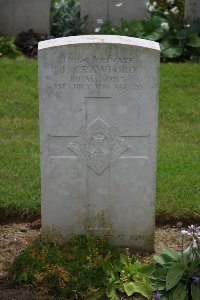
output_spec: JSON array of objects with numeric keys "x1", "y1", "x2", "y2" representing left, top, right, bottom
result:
[{"x1": 67, "y1": 118, "x2": 131, "y2": 175}]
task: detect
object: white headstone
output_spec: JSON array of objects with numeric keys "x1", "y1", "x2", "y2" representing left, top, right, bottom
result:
[
  {"x1": 0, "y1": 0, "x2": 50, "y2": 36},
  {"x1": 38, "y1": 35, "x2": 160, "y2": 251},
  {"x1": 185, "y1": 0, "x2": 200, "y2": 21},
  {"x1": 80, "y1": 0, "x2": 147, "y2": 33}
]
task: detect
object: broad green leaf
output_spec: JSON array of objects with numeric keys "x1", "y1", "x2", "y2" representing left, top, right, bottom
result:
[
  {"x1": 160, "y1": 38, "x2": 184, "y2": 52},
  {"x1": 118, "y1": 285, "x2": 124, "y2": 293},
  {"x1": 153, "y1": 255, "x2": 167, "y2": 265},
  {"x1": 160, "y1": 39, "x2": 175, "y2": 51},
  {"x1": 190, "y1": 54, "x2": 200, "y2": 62},
  {"x1": 169, "y1": 289, "x2": 174, "y2": 300},
  {"x1": 127, "y1": 263, "x2": 137, "y2": 275},
  {"x1": 139, "y1": 263, "x2": 155, "y2": 275},
  {"x1": 183, "y1": 245, "x2": 192, "y2": 258},
  {"x1": 162, "y1": 247, "x2": 181, "y2": 261},
  {"x1": 186, "y1": 34, "x2": 200, "y2": 47},
  {"x1": 153, "y1": 254, "x2": 174, "y2": 266},
  {"x1": 120, "y1": 255, "x2": 130, "y2": 266},
  {"x1": 113, "y1": 260, "x2": 122, "y2": 272},
  {"x1": 191, "y1": 283, "x2": 200, "y2": 300},
  {"x1": 142, "y1": 16, "x2": 166, "y2": 41},
  {"x1": 130, "y1": 256, "x2": 138, "y2": 265},
  {"x1": 106, "y1": 282, "x2": 116, "y2": 297},
  {"x1": 128, "y1": 281, "x2": 152, "y2": 299},
  {"x1": 151, "y1": 281, "x2": 166, "y2": 290},
  {"x1": 185, "y1": 289, "x2": 189, "y2": 300},
  {"x1": 166, "y1": 263, "x2": 185, "y2": 291},
  {"x1": 151, "y1": 267, "x2": 168, "y2": 281},
  {"x1": 123, "y1": 282, "x2": 135, "y2": 296},
  {"x1": 161, "y1": 254, "x2": 178, "y2": 265},
  {"x1": 145, "y1": 29, "x2": 165, "y2": 41},
  {"x1": 143, "y1": 16, "x2": 166, "y2": 31},
  {"x1": 162, "y1": 46, "x2": 183, "y2": 58},
  {"x1": 172, "y1": 283, "x2": 187, "y2": 300},
  {"x1": 186, "y1": 256, "x2": 200, "y2": 279},
  {"x1": 105, "y1": 270, "x2": 116, "y2": 282},
  {"x1": 175, "y1": 29, "x2": 188, "y2": 40},
  {"x1": 144, "y1": 28, "x2": 165, "y2": 41},
  {"x1": 111, "y1": 293, "x2": 120, "y2": 300}
]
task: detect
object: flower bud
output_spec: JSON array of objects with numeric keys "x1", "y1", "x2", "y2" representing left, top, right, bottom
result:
[
  {"x1": 161, "y1": 22, "x2": 169, "y2": 31},
  {"x1": 181, "y1": 230, "x2": 189, "y2": 236},
  {"x1": 192, "y1": 239, "x2": 198, "y2": 249},
  {"x1": 170, "y1": 6, "x2": 179, "y2": 15}
]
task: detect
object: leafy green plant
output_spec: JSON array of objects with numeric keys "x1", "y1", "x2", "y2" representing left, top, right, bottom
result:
[
  {"x1": 0, "y1": 37, "x2": 21, "y2": 58},
  {"x1": 102, "y1": 251, "x2": 154, "y2": 300},
  {"x1": 14, "y1": 29, "x2": 48, "y2": 58},
  {"x1": 51, "y1": 0, "x2": 87, "y2": 37},
  {"x1": 100, "y1": 0, "x2": 200, "y2": 62},
  {"x1": 151, "y1": 225, "x2": 200, "y2": 299},
  {"x1": 149, "y1": 0, "x2": 184, "y2": 17},
  {"x1": 146, "y1": 1, "x2": 200, "y2": 61}
]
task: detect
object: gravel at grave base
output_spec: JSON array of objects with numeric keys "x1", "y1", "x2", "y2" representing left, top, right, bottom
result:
[{"x1": 0, "y1": 221, "x2": 189, "y2": 300}]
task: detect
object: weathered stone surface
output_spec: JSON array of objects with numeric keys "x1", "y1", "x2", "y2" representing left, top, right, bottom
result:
[
  {"x1": 0, "y1": 0, "x2": 50, "y2": 36},
  {"x1": 185, "y1": 0, "x2": 200, "y2": 21},
  {"x1": 80, "y1": 0, "x2": 147, "y2": 33},
  {"x1": 38, "y1": 35, "x2": 160, "y2": 251}
]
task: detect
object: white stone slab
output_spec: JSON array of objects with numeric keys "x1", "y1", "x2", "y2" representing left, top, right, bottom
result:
[
  {"x1": 0, "y1": 0, "x2": 50, "y2": 36},
  {"x1": 109, "y1": 0, "x2": 147, "y2": 25},
  {"x1": 38, "y1": 35, "x2": 160, "y2": 251},
  {"x1": 80, "y1": 0, "x2": 147, "y2": 33},
  {"x1": 185, "y1": 0, "x2": 200, "y2": 21}
]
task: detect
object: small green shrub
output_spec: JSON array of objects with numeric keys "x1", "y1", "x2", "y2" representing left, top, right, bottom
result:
[
  {"x1": 51, "y1": 0, "x2": 87, "y2": 37},
  {"x1": 12, "y1": 228, "x2": 117, "y2": 299},
  {"x1": 102, "y1": 252, "x2": 154, "y2": 299},
  {"x1": 0, "y1": 37, "x2": 21, "y2": 58},
  {"x1": 12, "y1": 242, "x2": 67, "y2": 288},
  {"x1": 14, "y1": 29, "x2": 48, "y2": 58}
]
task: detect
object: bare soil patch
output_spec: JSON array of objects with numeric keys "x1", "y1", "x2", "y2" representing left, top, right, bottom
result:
[{"x1": 0, "y1": 221, "x2": 188, "y2": 299}]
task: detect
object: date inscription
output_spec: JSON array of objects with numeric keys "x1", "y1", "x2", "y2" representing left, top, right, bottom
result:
[
  {"x1": 55, "y1": 82, "x2": 143, "y2": 91},
  {"x1": 44, "y1": 54, "x2": 144, "y2": 91}
]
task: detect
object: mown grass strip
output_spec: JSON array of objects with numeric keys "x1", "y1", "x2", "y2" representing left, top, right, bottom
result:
[{"x1": 0, "y1": 59, "x2": 199, "y2": 222}]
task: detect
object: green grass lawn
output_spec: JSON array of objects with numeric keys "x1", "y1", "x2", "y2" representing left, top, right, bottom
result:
[
  {"x1": 0, "y1": 59, "x2": 40, "y2": 218},
  {"x1": 157, "y1": 63, "x2": 200, "y2": 220},
  {"x1": 0, "y1": 58, "x2": 199, "y2": 221}
]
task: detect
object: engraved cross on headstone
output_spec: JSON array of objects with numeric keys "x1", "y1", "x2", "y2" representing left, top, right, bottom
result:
[{"x1": 48, "y1": 96, "x2": 149, "y2": 176}]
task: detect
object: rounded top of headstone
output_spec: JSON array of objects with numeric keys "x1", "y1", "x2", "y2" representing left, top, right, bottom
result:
[{"x1": 38, "y1": 35, "x2": 160, "y2": 51}]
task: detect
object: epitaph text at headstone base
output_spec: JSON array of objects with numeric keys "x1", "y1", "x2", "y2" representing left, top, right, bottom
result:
[
  {"x1": 185, "y1": 0, "x2": 200, "y2": 21},
  {"x1": 38, "y1": 35, "x2": 160, "y2": 251},
  {"x1": 80, "y1": 0, "x2": 147, "y2": 33}
]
